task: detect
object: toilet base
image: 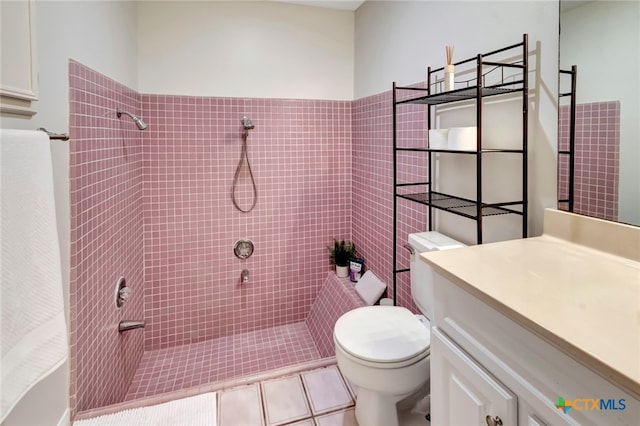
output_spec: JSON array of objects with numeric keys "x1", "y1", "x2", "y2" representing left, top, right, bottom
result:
[
  {"x1": 354, "y1": 387, "x2": 402, "y2": 426},
  {"x1": 354, "y1": 382, "x2": 429, "y2": 426}
]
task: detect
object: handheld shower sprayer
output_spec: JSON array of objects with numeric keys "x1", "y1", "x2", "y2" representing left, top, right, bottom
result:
[
  {"x1": 117, "y1": 108, "x2": 148, "y2": 130},
  {"x1": 241, "y1": 116, "x2": 254, "y2": 131},
  {"x1": 232, "y1": 116, "x2": 258, "y2": 213}
]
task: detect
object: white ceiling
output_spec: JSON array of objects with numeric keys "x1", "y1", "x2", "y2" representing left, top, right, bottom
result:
[{"x1": 272, "y1": 0, "x2": 366, "y2": 11}]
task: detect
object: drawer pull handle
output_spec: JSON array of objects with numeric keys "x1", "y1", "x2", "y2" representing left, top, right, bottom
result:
[{"x1": 486, "y1": 415, "x2": 503, "y2": 426}]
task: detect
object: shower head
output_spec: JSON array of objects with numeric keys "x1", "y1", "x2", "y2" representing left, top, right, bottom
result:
[
  {"x1": 241, "y1": 116, "x2": 255, "y2": 131},
  {"x1": 117, "y1": 109, "x2": 148, "y2": 130}
]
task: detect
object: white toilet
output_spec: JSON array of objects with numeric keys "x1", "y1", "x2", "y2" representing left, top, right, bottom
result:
[{"x1": 334, "y1": 232, "x2": 465, "y2": 426}]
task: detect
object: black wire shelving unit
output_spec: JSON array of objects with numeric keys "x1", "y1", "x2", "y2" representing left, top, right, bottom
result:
[
  {"x1": 558, "y1": 65, "x2": 577, "y2": 212},
  {"x1": 391, "y1": 34, "x2": 529, "y2": 306}
]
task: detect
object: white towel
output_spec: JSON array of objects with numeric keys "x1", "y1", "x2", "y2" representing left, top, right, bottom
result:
[
  {"x1": 1, "y1": 129, "x2": 68, "y2": 422},
  {"x1": 73, "y1": 393, "x2": 217, "y2": 426}
]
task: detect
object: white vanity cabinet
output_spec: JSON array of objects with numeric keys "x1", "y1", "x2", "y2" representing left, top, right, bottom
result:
[
  {"x1": 430, "y1": 271, "x2": 638, "y2": 426},
  {"x1": 431, "y1": 327, "x2": 518, "y2": 426}
]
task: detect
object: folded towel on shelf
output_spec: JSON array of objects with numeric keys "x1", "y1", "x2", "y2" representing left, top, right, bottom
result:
[{"x1": 1, "y1": 129, "x2": 68, "y2": 422}]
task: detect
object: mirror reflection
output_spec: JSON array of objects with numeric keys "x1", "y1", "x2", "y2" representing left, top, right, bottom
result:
[{"x1": 558, "y1": 0, "x2": 639, "y2": 226}]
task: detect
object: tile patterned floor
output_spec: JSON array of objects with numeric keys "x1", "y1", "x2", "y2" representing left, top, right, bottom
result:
[
  {"x1": 261, "y1": 375, "x2": 310, "y2": 425},
  {"x1": 301, "y1": 367, "x2": 353, "y2": 415},
  {"x1": 218, "y1": 365, "x2": 357, "y2": 426},
  {"x1": 79, "y1": 363, "x2": 430, "y2": 426},
  {"x1": 217, "y1": 365, "x2": 428, "y2": 425},
  {"x1": 126, "y1": 322, "x2": 321, "y2": 400}
]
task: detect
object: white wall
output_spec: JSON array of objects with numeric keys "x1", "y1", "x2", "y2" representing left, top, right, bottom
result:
[
  {"x1": 355, "y1": 0, "x2": 560, "y2": 237},
  {"x1": 2, "y1": 1, "x2": 139, "y2": 131},
  {"x1": 137, "y1": 0, "x2": 354, "y2": 100},
  {"x1": 0, "y1": 1, "x2": 138, "y2": 425},
  {"x1": 560, "y1": 1, "x2": 640, "y2": 226}
]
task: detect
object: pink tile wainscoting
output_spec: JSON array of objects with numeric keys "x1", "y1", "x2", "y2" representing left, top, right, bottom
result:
[{"x1": 559, "y1": 101, "x2": 620, "y2": 221}]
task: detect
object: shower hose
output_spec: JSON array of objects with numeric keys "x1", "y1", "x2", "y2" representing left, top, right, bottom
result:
[{"x1": 232, "y1": 131, "x2": 258, "y2": 213}]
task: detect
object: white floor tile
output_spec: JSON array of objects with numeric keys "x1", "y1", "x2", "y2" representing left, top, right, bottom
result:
[
  {"x1": 338, "y1": 368, "x2": 359, "y2": 400},
  {"x1": 314, "y1": 408, "x2": 358, "y2": 426},
  {"x1": 218, "y1": 384, "x2": 264, "y2": 426},
  {"x1": 301, "y1": 366, "x2": 354, "y2": 415},
  {"x1": 261, "y1": 375, "x2": 311, "y2": 426}
]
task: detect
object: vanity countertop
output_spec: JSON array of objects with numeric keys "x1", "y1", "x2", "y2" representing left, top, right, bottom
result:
[{"x1": 421, "y1": 209, "x2": 640, "y2": 398}]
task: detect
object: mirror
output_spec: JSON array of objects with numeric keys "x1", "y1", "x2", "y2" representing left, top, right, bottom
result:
[{"x1": 558, "y1": 0, "x2": 639, "y2": 226}]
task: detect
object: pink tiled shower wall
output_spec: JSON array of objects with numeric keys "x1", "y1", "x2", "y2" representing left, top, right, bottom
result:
[
  {"x1": 68, "y1": 61, "x2": 145, "y2": 415},
  {"x1": 141, "y1": 94, "x2": 352, "y2": 350},
  {"x1": 67, "y1": 60, "x2": 429, "y2": 414},
  {"x1": 559, "y1": 101, "x2": 620, "y2": 221},
  {"x1": 305, "y1": 273, "x2": 366, "y2": 357},
  {"x1": 351, "y1": 90, "x2": 427, "y2": 313}
]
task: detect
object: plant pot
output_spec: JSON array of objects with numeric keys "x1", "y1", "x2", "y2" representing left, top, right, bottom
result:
[{"x1": 336, "y1": 265, "x2": 349, "y2": 278}]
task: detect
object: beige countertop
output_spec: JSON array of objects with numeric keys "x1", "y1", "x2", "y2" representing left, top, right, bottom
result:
[{"x1": 421, "y1": 209, "x2": 640, "y2": 398}]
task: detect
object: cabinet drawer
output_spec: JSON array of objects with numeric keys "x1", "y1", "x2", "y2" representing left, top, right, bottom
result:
[{"x1": 431, "y1": 327, "x2": 517, "y2": 426}]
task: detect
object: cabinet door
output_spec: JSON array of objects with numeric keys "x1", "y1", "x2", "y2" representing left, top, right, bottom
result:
[
  {"x1": 527, "y1": 415, "x2": 547, "y2": 426},
  {"x1": 431, "y1": 327, "x2": 517, "y2": 426},
  {"x1": 0, "y1": 0, "x2": 38, "y2": 116}
]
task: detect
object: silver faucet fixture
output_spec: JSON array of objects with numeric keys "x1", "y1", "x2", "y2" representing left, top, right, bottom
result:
[
  {"x1": 116, "y1": 108, "x2": 148, "y2": 130},
  {"x1": 241, "y1": 269, "x2": 250, "y2": 284},
  {"x1": 118, "y1": 320, "x2": 145, "y2": 332}
]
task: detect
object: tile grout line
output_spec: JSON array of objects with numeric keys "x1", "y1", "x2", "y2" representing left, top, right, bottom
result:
[
  {"x1": 259, "y1": 379, "x2": 269, "y2": 426},
  {"x1": 298, "y1": 371, "x2": 314, "y2": 420}
]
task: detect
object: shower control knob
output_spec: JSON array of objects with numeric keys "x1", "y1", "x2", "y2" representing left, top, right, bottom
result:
[
  {"x1": 115, "y1": 277, "x2": 133, "y2": 308},
  {"x1": 115, "y1": 276, "x2": 132, "y2": 308},
  {"x1": 234, "y1": 239, "x2": 254, "y2": 259},
  {"x1": 119, "y1": 286, "x2": 132, "y2": 301}
]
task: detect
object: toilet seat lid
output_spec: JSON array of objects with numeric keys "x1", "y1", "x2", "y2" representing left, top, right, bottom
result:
[{"x1": 334, "y1": 306, "x2": 430, "y2": 363}]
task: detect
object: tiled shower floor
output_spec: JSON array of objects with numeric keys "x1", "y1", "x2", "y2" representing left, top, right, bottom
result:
[{"x1": 125, "y1": 322, "x2": 322, "y2": 400}]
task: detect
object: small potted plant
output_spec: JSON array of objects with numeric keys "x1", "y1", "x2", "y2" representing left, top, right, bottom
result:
[{"x1": 328, "y1": 239, "x2": 356, "y2": 278}]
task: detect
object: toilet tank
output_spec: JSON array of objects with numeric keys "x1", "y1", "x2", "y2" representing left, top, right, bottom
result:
[{"x1": 408, "y1": 232, "x2": 465, "y2": 319}]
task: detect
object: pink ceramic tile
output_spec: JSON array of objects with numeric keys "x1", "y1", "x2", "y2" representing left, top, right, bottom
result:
[
  {"x1": 141, "y1": 95, "x2": 352, "y2": 351},
  {"x1": 68, "y1": 59, "x2": 432, "y2": 417},
  {"x1": 125, "y1": 322, "x2": 320, "y2": 400},
  {"x1": 559, "y1": 101, "x2": 620, "y2": 221},
  {"x1": 305, "y1": 273, "x2": 364, "y2": 357},
  {"x1": 68, "y1": 61, "x2": 145, "y2": 416},
  {"x1": 352, "y1": 90, "x2": 425, "y2": 312}
]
